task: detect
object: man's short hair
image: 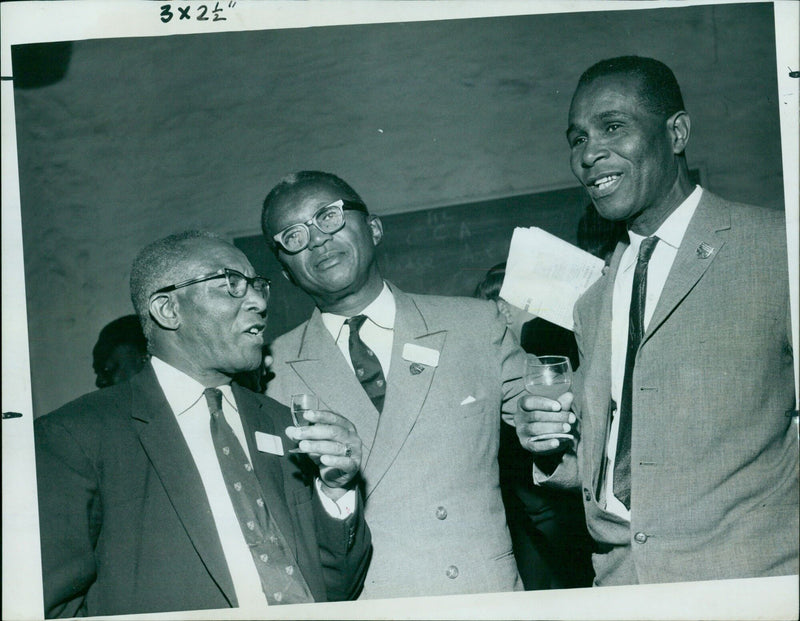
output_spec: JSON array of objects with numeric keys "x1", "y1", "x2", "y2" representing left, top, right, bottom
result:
[
  {"x1": 577, "y1": 55, "x2": 685, "y2": 120},
  {"x1": 260, "y1": 171, "x2": 366, "y2": 250},
  {"x1": 474, "y1": 263, "x2": 506, "y2": 302},
  {"x1": 129, "y1": 230, "x2": 221, "y2": 341},
  {"x1": 92, "y1": 314, "x2": 147, "y2": 372}
]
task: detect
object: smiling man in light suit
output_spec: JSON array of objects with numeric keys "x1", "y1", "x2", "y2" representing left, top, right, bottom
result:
[
  {"x1": 516, "y1": 56, "x2": 798, "y2": 585},
  {"x1": 261, "y1": 171, "x2": 528, "y2": 599}
]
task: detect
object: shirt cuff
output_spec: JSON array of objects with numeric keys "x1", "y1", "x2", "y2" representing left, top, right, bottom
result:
[{"x1": 314, "y1": 478, "x2": 356, "y2": 519}]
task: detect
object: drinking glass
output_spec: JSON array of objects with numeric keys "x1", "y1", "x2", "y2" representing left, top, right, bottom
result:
[
  {"x1": 524, "y1": 355, "x2": 575, "y2": 447},
  {"x1": 289, "y1": 393, "x2": 318, "y2": 454},
  {"x1": 290, "y1": 393, "x2": 318, "y2": 427}
]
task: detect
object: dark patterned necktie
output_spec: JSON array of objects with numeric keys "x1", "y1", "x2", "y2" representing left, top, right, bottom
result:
[
  {"x1": 613, "y1": 236, "x2": 659, "y2": 510},
  {"x1": 204, "y1": 388, "x2": 313, "y2": 605},
  {"x1": 345, "y1": 315, "x2": 386, "y2": 413}
]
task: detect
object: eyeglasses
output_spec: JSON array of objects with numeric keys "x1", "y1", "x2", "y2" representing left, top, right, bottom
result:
[
  {"x1": 272, "y1": 198, "x2": 367, "y2": 254},
  {"x1": 152, "y1": 268, "x2": 271, "y2": 302}
]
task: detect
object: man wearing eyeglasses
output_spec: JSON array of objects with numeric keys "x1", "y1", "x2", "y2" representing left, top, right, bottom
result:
[
  {"x1": 34, "y1": 230, "x2": 371, "y2": 618},
  {"x1": 261, "y1": 171, "x2": 527, "y2": 599}
]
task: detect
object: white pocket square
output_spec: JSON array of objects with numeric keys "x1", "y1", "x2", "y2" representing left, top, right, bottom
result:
[{"x1": 460, "y1": 395, "x2": 477, "y2": 406}]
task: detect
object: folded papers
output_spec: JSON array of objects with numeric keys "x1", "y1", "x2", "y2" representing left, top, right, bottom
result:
[{"x1": 499, "y1": 227, "x2": 604, "y2": 331}]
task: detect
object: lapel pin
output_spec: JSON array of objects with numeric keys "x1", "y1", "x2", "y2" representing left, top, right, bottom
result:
[
  {"x1": 409, "y1": 362, "x2": 425, "y2": 375},
  {"x1": 696, "y1": 242, "x2": 714, "y2": 259}
]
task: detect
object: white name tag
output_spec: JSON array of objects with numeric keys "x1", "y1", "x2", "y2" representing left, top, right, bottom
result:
[
  {"x1": 402, "y1": 343, "x2": 440, "y2": 368},
  {"x1": 255, "y1": 431, "x2": 284, "y2": 456}
]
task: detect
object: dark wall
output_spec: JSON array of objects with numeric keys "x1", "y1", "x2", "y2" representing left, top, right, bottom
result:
[{"x1": 10, "y1": 3, "x2": 786, "y2": 415}]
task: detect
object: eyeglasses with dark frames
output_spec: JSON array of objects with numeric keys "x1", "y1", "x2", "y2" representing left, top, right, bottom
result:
[
  {"x1": 272, "y1": 198, "x2": 367, "y2": 254},
  {"x1": 152, "y1": 268, "x2": 271, "y2": 302}
]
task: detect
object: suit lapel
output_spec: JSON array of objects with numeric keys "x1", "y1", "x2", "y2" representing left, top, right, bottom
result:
[
  {"x1": 233, "y1": 384, "x2": 299, "y2": 554},
  {"x1": 579, "y1": 250, "x2": 619, "y2": 497},
  {"x1": 129, "y1": 366, "x2": 237, "y2": 607},
  {"x1": 285, "y1": 310, "x2": 380, "y2": 460},
  {"x1": 579, "y1": 194, "x2": 729, "y2": 499},
  {"x1": 645, "y1": 192, "x2": 730, "y2": 342},
  {"x1": 361, "y1": 288, "x2": 444, "y2": 498}
]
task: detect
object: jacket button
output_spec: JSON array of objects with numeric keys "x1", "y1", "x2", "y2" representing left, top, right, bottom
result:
[
  {"x1": 445, "y1": 565, "x2": 459, "y2": 579},
  {"x1": 634, "y1": 532, "x2": 648, "y2": 544},
  {"x1": 583, "y1": 489, "x2": 591, "y2": 501},
  {"x1": 435, "y1": 506, "x2": 448, "y2": 520}
]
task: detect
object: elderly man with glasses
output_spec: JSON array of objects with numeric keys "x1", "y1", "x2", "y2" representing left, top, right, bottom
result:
[
  {"x1": 261, "y1": 171, "x2": 529, "y2": 599},
  {"x1": 34, "y1": 230, "x2": 371, "y2": 618}
]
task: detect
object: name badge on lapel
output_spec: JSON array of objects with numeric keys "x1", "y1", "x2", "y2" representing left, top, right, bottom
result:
[
  {"x1": 402, "y1": 343, "x2": 440, "y2": 369},
  {"x1": 255, "y1": 431, "x2": 284, "y2": 456}
]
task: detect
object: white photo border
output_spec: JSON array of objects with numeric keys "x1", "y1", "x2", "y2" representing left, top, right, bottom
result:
[{"x1": 2, "y1": 1, "x2": 797, "y2": 619}]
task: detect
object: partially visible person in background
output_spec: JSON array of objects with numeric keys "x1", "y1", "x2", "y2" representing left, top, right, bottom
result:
[
  {"x1": 92, "y1": 314, "x2": 149, "y2": 388},
  {"x1": 474, "y1": 264, "x2": 593, "y2": 589},
  {"x1": 474, "y1": 263, "x2": 580, "y2": 370}
]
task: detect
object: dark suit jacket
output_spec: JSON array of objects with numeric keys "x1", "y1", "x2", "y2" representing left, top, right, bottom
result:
[
  {"x1": 537, "y1": 191, "x2": 799, "y2": 585},
  {"x1": 35, "y1": 364, "x2": 371, "y2": 618}
]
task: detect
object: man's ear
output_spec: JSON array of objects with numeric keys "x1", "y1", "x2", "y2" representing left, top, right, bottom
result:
[
  {"x1": 667, "y1": 110, "x2": 691, "y2": 155},
  {"x1": 368, "y1": 215, "x2": 383, "y2": 246},
  {"x1": 148, "y1": 293, "x2": 180, "y2": 331},
  {"x1": 495, "y1": 299, "x2": 515, "y2": 326}
]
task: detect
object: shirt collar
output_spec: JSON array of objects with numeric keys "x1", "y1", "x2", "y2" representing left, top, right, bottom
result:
[
  {"x1": 625, "y1": 185, "x2": 703, "y2": 266},
  {"x1": 321, "y1": 281, "x2": 396, "y2": 337},
  {"x1": 150, "y1": 355, "x2": 236, "y2": 416}
]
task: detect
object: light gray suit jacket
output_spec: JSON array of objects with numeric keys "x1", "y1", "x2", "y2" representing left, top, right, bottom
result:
[
  {"x1": 267, "y1": 285, "x2": 526, "y2": 599},
  {"x1": 539, "y1": 191, "x2": 799, "y2": 585}
]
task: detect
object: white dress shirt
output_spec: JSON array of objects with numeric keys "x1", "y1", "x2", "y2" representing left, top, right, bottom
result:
[
  {"x1": 150, "y1": 356, "x2": 270, "y2": 611},
  {"x1": 605, "y1": 185, "x2": 703, "y2": 520},
  {"x1": 321, "y1": 281, "x2": 395, "y2": 376},
  {"x1": 150, "y1": 356, "x2": 355, "y2": 609}
]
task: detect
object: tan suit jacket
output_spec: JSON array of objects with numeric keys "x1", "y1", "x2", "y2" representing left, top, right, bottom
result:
[
  {"x1": 267, "y1": 285, "x2": 526, "y2": 598},
  {"x1": 539, "y1": 191, "x2": 799, "y2": 585}
]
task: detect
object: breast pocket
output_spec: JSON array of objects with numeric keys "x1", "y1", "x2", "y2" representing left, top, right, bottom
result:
[{"x1": 454, "y1": 396, "x2": 489, "y2": 421}]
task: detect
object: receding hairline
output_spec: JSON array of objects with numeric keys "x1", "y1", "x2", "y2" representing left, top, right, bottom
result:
[
  {"x1": 570, "y1": 72, "x2": 648, "y2": 109},
  {"x1": 129, "y1": 230, "x2": 238, "y2": 341},
  {"x1": 571, "y1": 56, "x2": 685, "y2": 121},
  {"x1": 261, "y1": 171, "x2": 366, "y2": 241}
]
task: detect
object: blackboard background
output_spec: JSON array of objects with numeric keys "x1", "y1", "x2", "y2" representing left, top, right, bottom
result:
[{"x1": 235, "y1": 185, "x2": 589, "y2": 343}]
